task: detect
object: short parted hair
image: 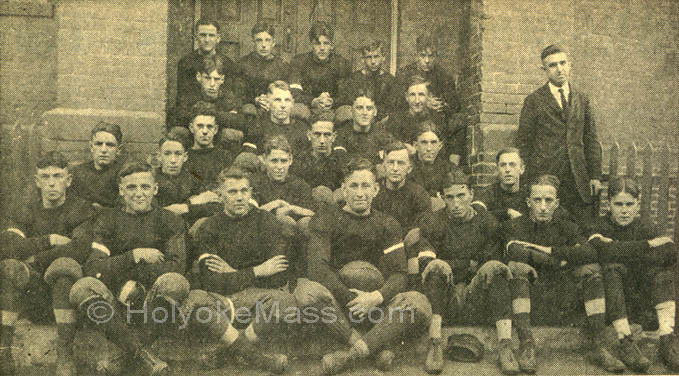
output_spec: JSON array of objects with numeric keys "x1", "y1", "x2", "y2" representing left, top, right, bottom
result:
[
  {"x1": 118, "y1": 161, "x2": 155, "y2": 183},
  {"x1": 268, "y1": 80, "x2": 291, "y2": 94},
  {"x1": 309, "y1": 21, "x2": 334, "y2": 42},
  {"x1": 251, "y1": 21, "x2": 275, "y2": 37},
  {"x1": 263, "y1": 135, "x2": 292, "y2": 156},
  {"x1": 383, "y1": 141, "x2": 411, "y2": 162},
  {"x1": 443, "y1": 167, "x2": 471, "y2": 190},
  {"x1": 529, "y1": 174, "x2": 560, "y2": 194},
  {"x1": 91, "y1": 121, "x2": 123, "y2": 144},
  {"x1": 159, "y1": 127, "x2": 192, "y2": 151},
  {"x1": 190, "y1": 101, "x2": 218, "y2": 123},
  {"x1": 540, "y1": 44, "x2": 565, "y2": 61},
  {"x1": 362, "y1": 40, "x2": 384, "y2": 56},
  {"x1": 415, "y1": 120, "x2": 442, "y2": 140},
  {"x1": 406, "y1": 75, "x2": 431, "y2": 91},
  {"x1": 416, "y1": 34, "x2": 436, "y2": 54},
  {"x1": 608, "y1": 176, "x2": 640, "y2": 200},
  {"x1": 343, "y1": 157, "x2": 376, "y2": 181},
  {"x1": 311, "y1": 111, "x2": 335, "y2": 126},
  {"x1": 36, "y1": 151, "x2": 69, "y2": 170},
  {"x1": 495, "y1": 147, "x2": 522, "y2": 164},
  {"x1": 195, "y1": 17, "x2": 220, "y2": 33},
  {"x1": 217, "y1": 167, "x2": 251, "y2": 187},
  {"x1": 352, "y1": 89, "x2": 376, "y2": 103},
  {"x1": 199, "y1": 54, "x2": 227, "y2": 75}
]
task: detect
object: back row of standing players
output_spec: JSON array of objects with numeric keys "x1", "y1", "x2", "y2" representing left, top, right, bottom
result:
[{"x1": 1, "y1": 17, "x2": 679, "y2": 376}]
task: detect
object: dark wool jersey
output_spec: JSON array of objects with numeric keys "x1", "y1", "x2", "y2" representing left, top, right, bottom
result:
[
  {"x1": 475, "y1": 182, "x2": 530, "y2": 222},
  {"x1": 289, "y1": 51, "x2": 352, "y2": 105},
  {"x1": 289, "y1": 150, "x2": 346, "y2": 190},
  {"x1": 242, "y1": 116, "x2": 310, "y2": 154},
  {"x1": 184, "y1": 147, "x2": 236, "y2": 190},
  {"x1": 194, "y1": 208, "x2": 302, "y2": 295},
  {"x1": 250, "y1": 172, "x2": 315, "y2": 212},
  {"x1": 386, "y1": 109, "x2": 446, "y2": 146},
  {"x1": 337, "y1": 69, "x2": 397, "y2": 117},
  {"x1": 174, "y1": 87, "x2": 246, "y2": 131},
  {"x1": 238, "y1": 52, "x2": 291, "y2": 104},
  {"x1": 395, "y1": 63, "x2": 461, "y2": 116},
  {"x1": 70, "y1": 159, "x2": 123, "y2": 208},
  {"x1": 373, "y1": 179, "x2": 432, "y2": 235},
  {"x1": 154, "y1": 168, "x2": 221, "y2": 224},
  {"x1": 2, "y1": 195, "x2": 96, "y2": 264},
  {"x1": 334, "y1": 122, "x2": 394, "y2": 165},
  {"x1": 418, "y1": 208, "x2": 502, "y2": 283},
  {"x1": 86, "y1": 206, "x2": 186, "y2": 291},
  {"x1": 308, "y1": 207, "x2": 406, "y2": 306},
  {"x1": 176, "y1": 49, "x2": 242, "y2": 107},
  {"x1": 409, "y1": 155, "x2": 450, "y2": 197}
]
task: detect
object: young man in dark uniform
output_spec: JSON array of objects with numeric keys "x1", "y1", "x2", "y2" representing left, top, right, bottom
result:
[
  {"x1": 299, "y1": 158, "x2": 432, "y2": 375},
  {"x1": 70, "y1": 122, "x2": 125, "y2": 208},
  {"x1": 475, "y1": 148, "x2": 528, "y2": 222},
  {"x1": 0, "y1": 152, "x2": 96, "y2": 376},
  {"x1": 410, "y1": 121, "x2": 453, "y2": 207}
]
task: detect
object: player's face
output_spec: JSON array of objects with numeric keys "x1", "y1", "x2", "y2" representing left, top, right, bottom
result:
[
  {"x1": 269, "y1": 87, "x2": 293, "y2": 122},
  {"x1": 35, "y1": 166, "x2": 72, "y2": 204},
  {"x1": 415, "y1": 131, "x2": 442, "y2": 163},
  {"x1": 497, "y1": 152, "x2": 524, "y2": 188},
  {"x1": 609, "y1": 191, "x2": 639, "y2": 227},
  {"x1": 90, "y1": 131, "x2": 120, "y2": 170},
  {"x1": 196, "y1": 24, "x2": 220, "y2": 53},
  {"x1": 417, "y1": 48, "x2": 436, "y2": 72},
  {"x1": 406, "y1": 83, "x2": 429, "y2": 114},
  {"x1": 442, "y1": 184, "x2": 473, "y2": 219},
  {"x1": 542, "y1": 52, "x2": 570, "y2": 87},
  {"x1": 119, "y1": 171, "x2": 157, "y2": 214},
  {"x1": 343, "y1": 169, "x2": 379, "y2": 214},
  {"x1": 189, "y1": 115, "x2": 218, "y2": 148},
  {"x1": 363, "y1": 49, "x2": 384, "y2": 72},
  {"x1": 219, "y1": 178, "x2": 252, "y2": 217},
  {"x1": 197, "y1": 69, "x2": 224, "y2": 99},
  {"x1": 527, "y1": 184, "x2": 559, "y2": 223},
  {"x1": 352, "y1": 96, "x2": 377, "y2": 127},
  {"x1": 308, "y1": 121, "x2": 336, "y2": 157},
  {"x1": 264, "y1": 149, "x2": 292, "y2": 182},
  {"x1": 384, "y1": 149, "x2": 412, "y2": 186},
  {"x1": 159, "y1": 140, "x2": 188, "y2": 176},
  {"x1": 312, "y1": 35, "x2": 333, "y2": 61},
  {"x1": 254, "y1": 31, "x2": 275, "y2": 59}
]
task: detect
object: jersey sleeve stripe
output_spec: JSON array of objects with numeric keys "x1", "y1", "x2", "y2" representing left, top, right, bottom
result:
[
  {"x1": 118, "y1": 280, "x2": 137, "y2": 304},
  {"x1": 92, "y1": 242, "x2": 111, "y2": 256},
  {"x1": 471, "y1": 200, "x2": 487, "y2": 210},
  {"x1": 417, "y1": 250, "x2": 437, "y2": 259},
  {"x1": 290, "y1": 84, "x2": 303, "y2": 90},
  {"x1": 383, "y1": 242, "x2": 404, "y2": 255},
  {"x1": 6, "y1": 228, "x2": 26, "y2": 238},
  {"x1": 243, "y1": 142, "x2": 257, "y2": 149}
]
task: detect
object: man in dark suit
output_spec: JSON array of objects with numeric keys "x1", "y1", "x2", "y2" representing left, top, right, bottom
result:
[{"x1": 517, "y1": 45, "x2": 601, "y2": 225}]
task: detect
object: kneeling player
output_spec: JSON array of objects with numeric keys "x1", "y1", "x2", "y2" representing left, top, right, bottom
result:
[
  {"x1": 0, "y1": 152, "x2": 96, "y2": 376},
  {"x1": 300, "y1": 158, "x2": 432, "y2": 375}
]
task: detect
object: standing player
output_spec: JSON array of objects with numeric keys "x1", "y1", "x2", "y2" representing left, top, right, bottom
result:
[{"x1": 1, "y1": 151, "x2": 96, "y2": 376}]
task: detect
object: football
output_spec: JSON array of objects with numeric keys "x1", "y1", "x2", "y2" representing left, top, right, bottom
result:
[{"x1": 339, "y1": 261, "x2": 385, "y2": 292}]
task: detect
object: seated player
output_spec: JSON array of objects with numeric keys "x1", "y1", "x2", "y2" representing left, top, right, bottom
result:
[
  {"x1": 239, "y1": 21, "x2": 291, "y2": 116},
  {"x1": 175, "y1": 54, "x2": 246, "y2": 147},
  {"x1": 242, "y1": 80, "x2": 310, "y2": 155},
  {"x1": 289, "y1": 21, "x2": 351, "y2": 116},
  {"x1": 336, "y1": 40, "x2": 396, "y2": 122},
  {"x1": 503, "y1": 174, "x2": 622, "y2": 373},
  {"x1": 289, "y1": 114, "x2": 346, "y2": 204},
  {"x1": 386, "y1": 76, "x2": 446, "y2": 157},
  {"x1": 586, "y1": 177, "x2": 679, "y2": 373},
  {"x1": 70, "y1": 162, "x2": 187, "y2": 375},
  {"x1": 410, "y1": 121, "x2": 453, "y2": 210},
  {"x1": 474, "y1": 148, "x2": 528, "y2": 222},
  {"x1": 250, "y1": 135, "x2": 316, "y2": 226},
  {"x1": 183, "y1": 102, "x2": 237, "y2": 189},
  {"x1": 334, "y1": 93, "x2": 394, "y2": 165},
  {"x1": 192, "y1": 167, "x2": 308, "y2": 374},
  {"x1": 412, "y1": 169, "x2": 514, "y2": 374},
  {"x1": 0, "y1": 151, "x2": 96, "y2": 376},
  {"x1": 154, "y1": 128, "x2": 222, "y2": 227},
  {"x1": 299, "y1": 157, "x2": 432, "y2": 375},
  {"x1": 70, "y1": 121, "x2": 124, "y2": 208}
]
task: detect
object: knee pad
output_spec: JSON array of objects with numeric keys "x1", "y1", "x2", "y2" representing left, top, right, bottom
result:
[
  {"x1": 294, "y1": 278, "x2": 335, "y2": 307},
  {"x1": 422, "y1": 259, "x2": 453, "y2": 284},
  {"x1": 507, "y1": 261, "x2": 537, "y2": 282},
  {"x1": 390, "y1": 291, "x2": 433, "y2": 325},
  {"x1": 181, "y1": 289, "x2": 234, "y2": 339},
  {"x1": 69, "y1": 277, "x2": 114, "y2": 309},
  {"x1": 603, "y1": 263, "x2": 627, "y2": 276},
  {"x1": 148, "y1": 272, "x2": 190, "y2": 307},
  {"x1": 339, "y1": 261, "x2": 385, "y2": 292},
  {"x1": 573, "y1": 263, "x2": 602, "y2": 282},
  {"x1": 0, "y1": 259, "x2": 31, "y2": 290},
  {"x1": 44, "y1": 257, "x2": 83, "y2": 286},
  {"x1": 334, "y1": 105, "x2": 353, "y2": 123},
  {"x1": 478, "y1": 260, "x2": 511, "y2": 279}
]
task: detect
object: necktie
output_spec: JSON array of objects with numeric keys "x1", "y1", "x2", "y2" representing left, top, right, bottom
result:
[{"x1": 558, "y1": 88, "x2": 568, "y2": 119}]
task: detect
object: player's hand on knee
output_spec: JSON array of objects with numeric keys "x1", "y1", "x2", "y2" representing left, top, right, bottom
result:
[
  {"x1": 133, "y1": 248, "x2": 164, "y2": 264},
  {"x1": 507, "y1": 261, "x2": 538, "y2": 283},
  {"x1": 49, "y1": 233, "x2": 71, "y2": 246},
  {"x1": 347, "y1": 289, "x2": 383, "y2": 318},
  {"x1": 253, "y1": 255, "x2": 288, "y2": 277}
]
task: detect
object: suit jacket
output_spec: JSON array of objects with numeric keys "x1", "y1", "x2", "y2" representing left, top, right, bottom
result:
[{"x1": 517, "y1": 83, "x2": 601, "y2": 203}]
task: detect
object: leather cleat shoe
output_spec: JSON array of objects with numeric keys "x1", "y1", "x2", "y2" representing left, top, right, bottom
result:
[
  {"x1": 517, "y1": 339, "x2": 537, "y2": 374},
  {"x1": 322, "y1": 349, "x2": 359, "y2": 375},
  {"x1": 425, "y1": 337, "x2": 444, "y2": 374},
  {"x1": 618, "y1": 335, "x2": 650, "y2": 373},
  {"x1": 375, "y1": 350, "x2": 395, "y2": 372},
  {"x1": 136, "y1": 348, "x2": 169, "y2": 375},
  {"x1": 659, "y1": 333, "x2": 679, "y2": 372},
  {"x1": 589, "y1": 345, "x2": 625, "y2": 373},
  {"x1": 497, "y1": 339, "x2": 520, "y2": 375}
]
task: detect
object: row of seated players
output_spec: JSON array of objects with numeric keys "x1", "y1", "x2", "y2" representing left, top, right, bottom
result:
[
  {"x1": 171, "y1": 19, "x2": 464, "y2": 163},
  {"x1": 1, "y1": 120, "x2": 678, "y2": 376}
]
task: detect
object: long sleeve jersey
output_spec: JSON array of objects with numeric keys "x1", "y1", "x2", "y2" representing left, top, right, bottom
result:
[
  {"x1": 409, "y1": 156, "x2": 450, "y2": 197},
  {"x1": 70, "y1": 159, "x2": 123, "y2": 208},
  {"x1": 289, "y1": 51, "x2": 352, "y2": 105},
  {"x1": 184, "y1": 147, "x2": 237, "y2": 190},
  {"x1": 373, "y1": 179, "x2": 432, "y2": 235},
  {"x1": 238, "y1": 52, "x2": 291, "y2": 104},
  {"x1": 154, "y1": 168, "x2": 221, "y2": 225},
  {"x1": 289, "y1": 150, "x2": 346, "y2": 191},
  {"x1": 241, "y1": 116, "x2": 310, "y2": 155},
  {"x1": 250, "y1": 173, "x2": 316, "y2": 213}
]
